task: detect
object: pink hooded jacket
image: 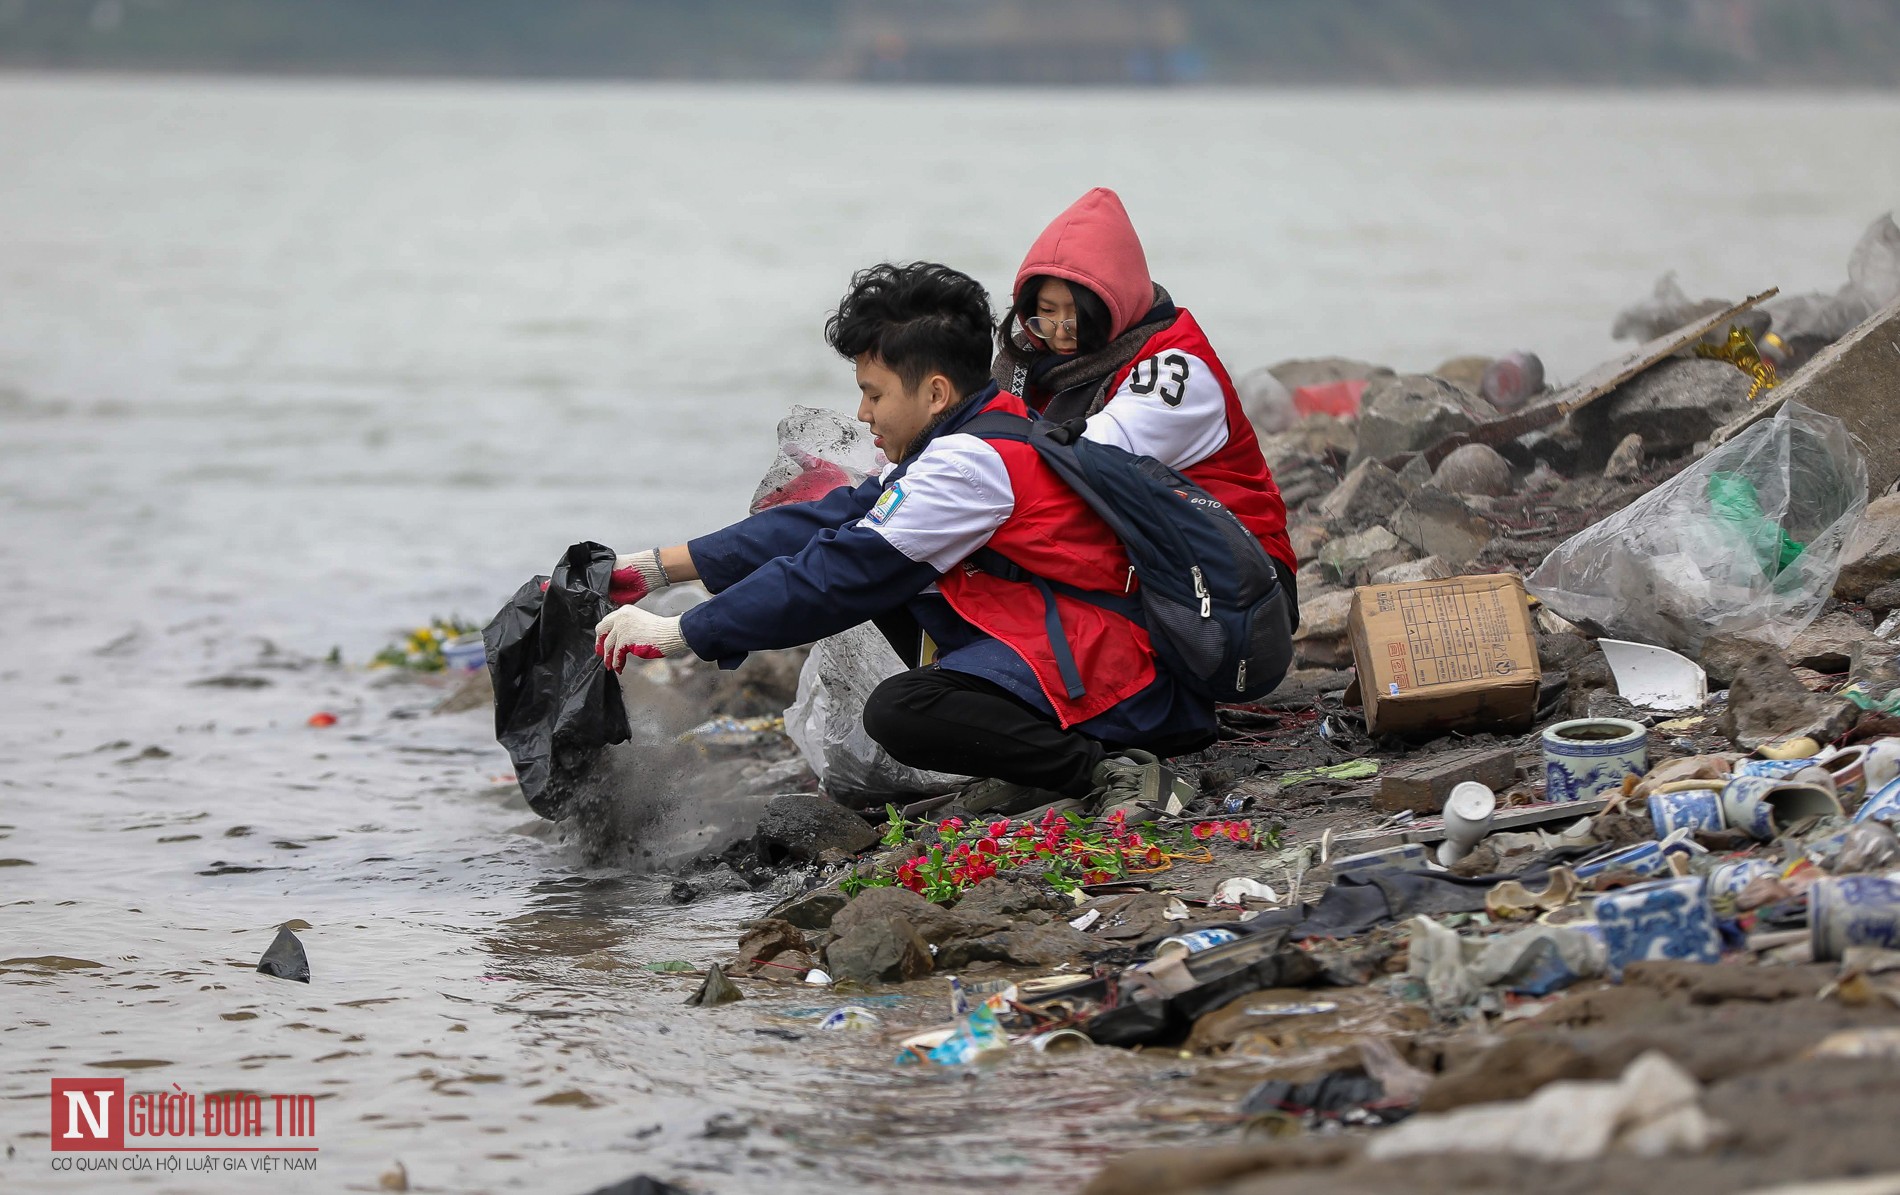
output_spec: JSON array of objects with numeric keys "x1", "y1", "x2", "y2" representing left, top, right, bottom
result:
[
  {"x1": 1009, "y1": 188, "x2": 1297, "y2": 577},
  {"x1": 1014, "y1": 187, "x2": 1156, "y2": 339}
]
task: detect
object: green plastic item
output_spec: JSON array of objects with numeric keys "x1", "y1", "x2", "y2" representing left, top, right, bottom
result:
[
  {"x1": 1707, "y1": 472, "x2": 1805, "y2": 575},
  {"x1": 1280, "y1": 759, "x2": 1380, "y2": 786}
]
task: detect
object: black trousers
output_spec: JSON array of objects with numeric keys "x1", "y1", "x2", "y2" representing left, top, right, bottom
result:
[{"x1": 862, "y1": 667, "x2": 1214, "y2": 798}]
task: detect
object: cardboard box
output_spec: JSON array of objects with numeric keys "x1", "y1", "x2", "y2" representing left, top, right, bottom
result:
[{"x1": 1349, "y1": 573, "x2": 1540, "y2": 736}]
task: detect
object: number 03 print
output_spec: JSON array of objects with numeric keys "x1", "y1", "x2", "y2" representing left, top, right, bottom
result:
[{"x1": 1127, "y1": 353, "x2": 1191, "y2": 406}]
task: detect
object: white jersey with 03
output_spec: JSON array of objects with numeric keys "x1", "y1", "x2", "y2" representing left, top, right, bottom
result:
[{"x1": 1082, "y1": 349, "x2": 1228, "y2": 473}]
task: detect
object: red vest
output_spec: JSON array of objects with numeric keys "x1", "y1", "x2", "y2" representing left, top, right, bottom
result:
[
  {"x1": 938, "y1": 392, "x2": 1157, "y2": 727},
  {"x1": 1105, "y1": 310, "x2": 1296, "y2": 574}
]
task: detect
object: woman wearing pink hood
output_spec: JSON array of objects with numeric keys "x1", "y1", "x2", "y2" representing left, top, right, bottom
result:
[{"x1": 994, "y1": 188, "x2": 1299, "y2": 612}]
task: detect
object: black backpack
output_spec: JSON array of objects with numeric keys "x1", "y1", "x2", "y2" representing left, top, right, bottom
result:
[{"x1": 961, "y1": 412, "x2": 1293, "y2": 703}]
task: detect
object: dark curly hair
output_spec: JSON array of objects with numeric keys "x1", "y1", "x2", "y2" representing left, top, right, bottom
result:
[{"x1": 824, "y1": 262, "x2": 995, "y2": 396}]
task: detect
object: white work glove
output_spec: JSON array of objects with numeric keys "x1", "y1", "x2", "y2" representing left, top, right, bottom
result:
[
  {"x1": 609, "y1": 548, "x2": 671, "y2": 607},
  {"x1": 594, "y1": 606, "x2": 690, "y2": 672}
]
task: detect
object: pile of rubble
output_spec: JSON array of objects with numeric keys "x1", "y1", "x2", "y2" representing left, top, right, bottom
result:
[{"x1": 591, "y1": 217, "x2": 1900, "y2": 1193}]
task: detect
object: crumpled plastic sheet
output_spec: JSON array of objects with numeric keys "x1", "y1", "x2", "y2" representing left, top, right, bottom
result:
[
  {"x1": 1761, "y1": 211, "x2": 1900, "y2": 343},
  {"x1": 1366, "y1": 1051, "x2": 1718, "y2": 1162},
  {"x1": 1407, "y1": 916, "x2": 1606, "y2": 1012},
  {"x1": 1527, "y1": 401, "x2": 1868, "y2": 655},
  {"x1": 749, "y1": 405, "x2": 884, "y2": 513},
  {"x1": 783, "y1": 622, "x2": 970, "y2": 801}
]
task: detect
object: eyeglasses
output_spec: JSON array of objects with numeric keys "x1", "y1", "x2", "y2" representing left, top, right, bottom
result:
[{"x1": 1024, "y1": 315, "x2": 1077, "y2": 340}]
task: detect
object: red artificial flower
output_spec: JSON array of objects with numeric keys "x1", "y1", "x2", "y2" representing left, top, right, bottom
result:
[
  {"x1": 1144, "y1": 845, "x2": 1165, "y2": 866},
  {"x1": 988, "y1": 818, "x2": 1011, "y2": 839},
  {"x1": 938, "y1": 817, "x2": 965, "y2": 835},
  {"x1": 1192, "y1": 823, "x2": 1216, "y2": 840},
  {"x1": 975, "y1": 837, "x2": 1002, "y2": 856},
  {"x1": 1084, "y1": 870, "x2": 1113, "y2": 885}
]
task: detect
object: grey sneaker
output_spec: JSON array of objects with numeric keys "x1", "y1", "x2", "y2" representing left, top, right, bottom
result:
[{"x1": 1086, "y1": 750, "x2": 1196, "y2": 822}]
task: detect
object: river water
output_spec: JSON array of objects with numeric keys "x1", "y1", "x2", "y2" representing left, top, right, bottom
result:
[{"x1": 2, "y1": 75, "x2": 1898, "y2": 1193}]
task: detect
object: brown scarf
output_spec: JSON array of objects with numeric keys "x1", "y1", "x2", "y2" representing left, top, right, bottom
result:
[{"x1": 990, "y1": 284, "x2": 1177, "y2": 423}]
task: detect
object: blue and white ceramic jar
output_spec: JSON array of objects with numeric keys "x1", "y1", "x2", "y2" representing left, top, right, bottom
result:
[
  {"x1": 1810, "y1": 875, "x2": 1900, "y2": 962},
  {"x1": 1594, "y1": 875, "x2": 1723, "y2": 978},
  {"x1": 1647, "y1": 788, "x2": 1725, "y2": 837},
  {"x1": 1855, "y1": 777, "x2": 1900, "y2": 826},
  {"x1": 1543, "y1": 718, "x2": 1647, "y2": 804}
]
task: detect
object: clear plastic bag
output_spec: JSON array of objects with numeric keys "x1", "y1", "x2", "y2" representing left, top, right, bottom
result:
[
  {"x1": 782, "y1": 623, "x2": 969, "y2": 803},
  {"x1": 1527, "y1": 402, "x2": 1868, "y2": 655},
  {"x1": 749, "y1": 405, "x2": 885, "y2": 514}
]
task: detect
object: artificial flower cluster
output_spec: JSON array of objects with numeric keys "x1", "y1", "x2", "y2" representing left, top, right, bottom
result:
[
  {"x1": 879, "y1": 808, "x2": 1165, "y2": 904},
  {"x1": 1190, "y1": 819, "x2": 1258, "y2": 843}
]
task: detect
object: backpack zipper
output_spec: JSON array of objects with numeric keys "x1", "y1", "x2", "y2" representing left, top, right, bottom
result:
[
  {"x1": 1191, "y1": 566, "x2": 1211, "y2": 618},
  {"x1": 1236, "y1": 660, "x2": 1247, "y2": 692}
]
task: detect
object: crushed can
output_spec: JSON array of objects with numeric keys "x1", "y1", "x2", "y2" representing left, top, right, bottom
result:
[
  {"x1": 818, "y1": 1005, "x2": 881, "y2": 1031},
  {"x1": 1154, "y1": 928, "x2": 1240, "y2": 958}
]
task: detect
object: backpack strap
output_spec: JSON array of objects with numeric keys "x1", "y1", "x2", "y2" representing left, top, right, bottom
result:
[{"x1": 958, "y1": 410, "x2": 1145, "y2": 702}]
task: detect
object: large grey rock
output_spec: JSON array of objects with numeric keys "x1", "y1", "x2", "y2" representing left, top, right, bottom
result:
[
  {"x1": 1316, "y1": 459, "x2": 1405, "y2": 531},
  {"x1": 1788, "y1": 611, "x2": 1872, "y2": 674},
  {"x1": 933, "y1": 923, "x2": 1099, "y2": 971},
  {"x1": 829, "y1": 884, "x2": 1007, "y2": 946},
  {"x1": 1349, "y1": 375, "x2": 1497, "y2": 467},
  {"x1": 1429, "y1": 443, "x2": 1513, "y2": 498},
  {"x1": 823, "y1": 915, "x2": 933, "y2": 984},
  {"x1": 1266, "y1": 357, "x2": 1394, "y2": 392},
  {"x1": 1865, "y1": 580, "x2": 1900, "y2": 614},
  {"x1": 1292, "y1": 589, "x2": 1355, "y2": 668},
  {"x1": 764, "y1": 888, "x2": 851, "y2": 932},
  {"x1": 1837, "y1": 493, "x2": 1900, "y2": 600},
  {"x1": 954, "y1": 874, "x2": 1072, "y2": 920},
  {"x1": 1369, "y1": 556, "x2": 1452, "y2": 586},
  {"x1": 1390, "y1": 489, "x2": 1495, "y2": 567},
  {"x1": 1720, "y1": 644, "x2": 1860, "y2": 750},
  {"x1": 1318, "y1": 526, "x2": 1410, "y2": 587},
  {"x1": 752, "y1": 793, "x2": 877, "y2": 866},
  {"x1": 1258, "y1": 415, "x2": 1359, "y2": 472},
  {"x1": 1698, "y1": 632, "x2": 1776, "y2": 689},
  {"x1": 1573, "y1": 358, "x2": 1754, "y2": 463}
]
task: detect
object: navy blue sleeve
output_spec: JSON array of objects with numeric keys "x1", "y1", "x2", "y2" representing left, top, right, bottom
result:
[
  {"x1": 686, "y1": 478, "x2": 884, "y2": 594},
  {"x1": 679, "y1": 522, "x2": 941, "y2": 667}
]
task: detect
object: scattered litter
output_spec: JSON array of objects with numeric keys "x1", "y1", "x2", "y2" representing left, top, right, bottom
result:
[
  {"x1": 1366, "y1": 1052, "x2": 1717, "y2": 1162},
  {"x1": 1212, "y1": 877, "x2": 1281, "y2": 905},
  {"x1": 684, "y1": 963, "x2": 743, "y2": 1007},
  {"x1": 256, "y1": 925, "x2": 310, "y2": 984},
  {"x1": 1598, "y1": 639, "x2": 1709, "y2": 712},
  {"x1": 1068, "y1": 908, "x2": 1102, "y2": 931},
  {"x1": 1528, "y1": 402, "x2": 1868, "y2": 653},
  {"x1": 817, "y1": 1006, "x2": 881, "y2": 1031}
]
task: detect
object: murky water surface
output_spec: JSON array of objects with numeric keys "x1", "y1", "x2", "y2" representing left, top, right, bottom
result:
[{"x1": 3, "y1": 76, "x2": 1898, "y2": 1192}]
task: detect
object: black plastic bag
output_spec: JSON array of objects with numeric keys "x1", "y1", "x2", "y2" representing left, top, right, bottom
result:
[{"x1": 484, "y1": 542, "x2": 630, "y2": 819}]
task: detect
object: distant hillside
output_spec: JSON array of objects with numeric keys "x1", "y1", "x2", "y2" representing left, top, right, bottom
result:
[{"x1": 3, "y1": 0, "x2": 1898, "y2": 85}]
